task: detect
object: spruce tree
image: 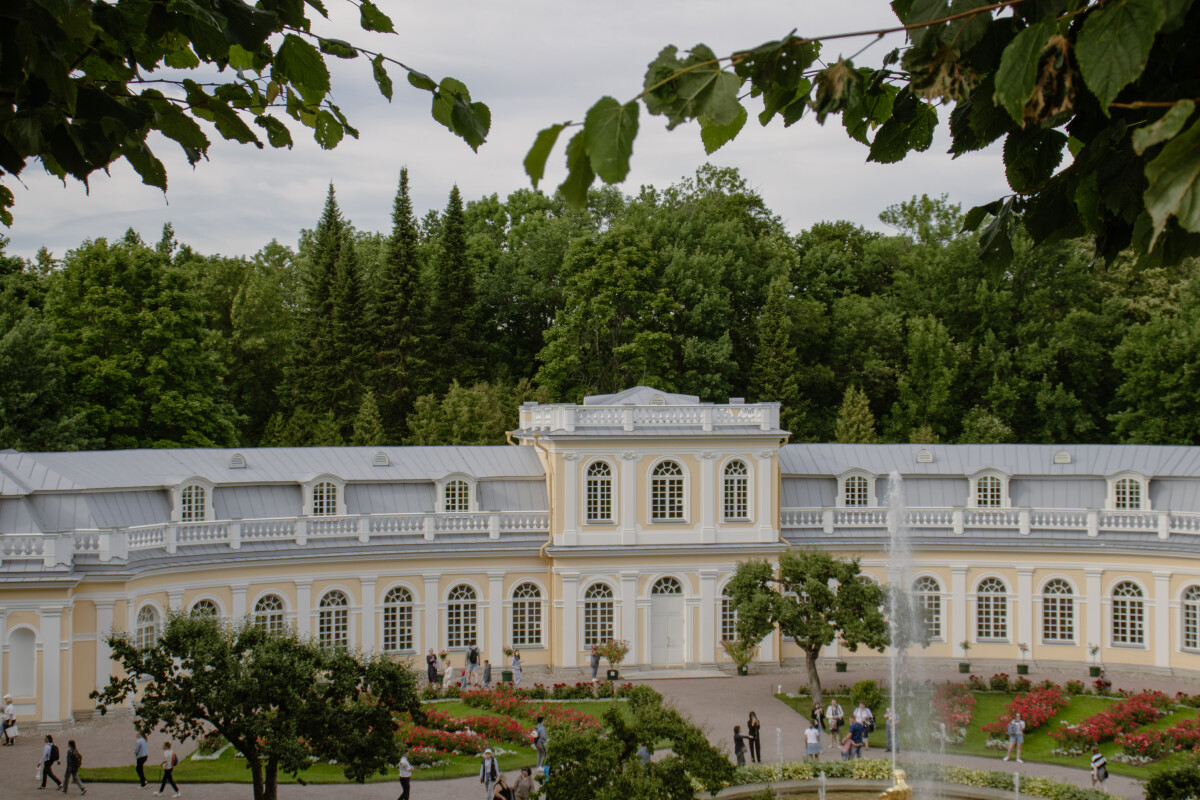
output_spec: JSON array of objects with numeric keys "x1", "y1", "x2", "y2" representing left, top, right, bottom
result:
[
  {"x1": 833, "y1": 385, "x2": 878, "y2": 444},
  {"x1": 351, "y1": 390, "x2": 386, "y2": 446},
  {"x1": 311, "y1": 411, "x2": 345, "y2": 446},
  {"x1": 330, "y1": 229, "x2": 369, "y2": 420},
  {"x1": 426, "y1": 185, "x2": 479, "y2": 390},
  {"x1": 750, "y1": 278, "x2": 805, "y2": 436}
]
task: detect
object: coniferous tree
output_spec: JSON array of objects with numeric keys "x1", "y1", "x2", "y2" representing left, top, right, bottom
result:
[
  {"x1": 833, "y1": 385, "x2": 878, "y2": 444},
  {"x1": 750, "y1": 278, "x2": 805, "y2": 436},
  {"x1": 330, "y1": 230, "x2": 370, "y2": 421},
  {"x1": 426, "y1": 185, "x2": 479, "y2": 390},
  {"x1": 311, "y1": 412, "x2": 345, "y2": 446},
  {"x1": 351, "y1": 390, "x2": 386, "y2": 446}
]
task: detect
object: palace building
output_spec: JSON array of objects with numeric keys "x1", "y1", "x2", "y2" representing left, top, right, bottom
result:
[{"x1": 2, "y1": 386, "x2": 1200, "y2": 727}]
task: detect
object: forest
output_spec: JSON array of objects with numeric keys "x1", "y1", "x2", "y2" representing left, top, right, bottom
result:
[{"x1": 1, "y1": 164, "x2": 1198, "y2": 453}]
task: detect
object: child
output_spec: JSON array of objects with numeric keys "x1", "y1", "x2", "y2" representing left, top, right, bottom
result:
[
  {"x1": 483, "y1": 659, "x2": 492, "y2": 689},
  {"x1": 1090, "y1": 747, "x2": 1108, "y2": 788}
]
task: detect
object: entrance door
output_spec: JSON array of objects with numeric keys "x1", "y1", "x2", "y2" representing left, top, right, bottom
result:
[{"x1": 649, "y1": 577, "x2": 684, "y2": 666}]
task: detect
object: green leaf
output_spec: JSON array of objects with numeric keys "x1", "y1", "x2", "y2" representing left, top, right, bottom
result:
[
  {"x1": 558, "y1": 130, "x2": 595, "y2": 209},
  {"x1": 359, "y1": 0, "x2": 395, "y2": 33},
  {"x1": 431, "y1": 79, "x2": 489, "y2": 151},
  {"x1": 313, "y1": 110, "x2": 343, "y2": 149},
  {"x1": 1160, "y1": 0, "x2": 1196, "y2": 31},
  {"x1": 154, "y1": 106, "x2": 210, "y2": 163},
  {"x1": 122, "y1": 143, "x2": 167, "y2": 191},
  {"x1": 371, "y1": 55, "x2": 393, "y2": 101},
  {"x1": 1003, "y1": 127, "x2": 1067, "y2": 193},
  {"x1": 962, "y1": 200, "x2": 1002, "y2": 232},
  {"x1": 700, "y1": 105, "x2": 747, "y2": 154},
  {"x1": 978, "y1": 196, "x2": 1016, "y2": 269},
  {"x1": 407, "y1": 70, "x2": 438, "y2": 92},
  {"x1": 274, "y1": 34, "x2": 330, "y2": 103},
  {"x1": 254, "y1": 115, "x2": 293, "y2": 148},
  {"x1": 868, "y1": 87, "x2": 937, "y2": 163},
  {"x1": 1132, "y1": 100, "x2": 1195, "y2": 155},
  {"x1": 227, "y1": 44, "x2": 256, "y2": 72},
  {"x1": 992, "y1": 16, "x2": 1056, "y2": 123},
  {"x1": 1144, "y1": 118, "x2": 1200, "y2": 249},
  {"x1": 164, "y1": 46, "x2": 200, "y2": 69},
  {"x1": 1075, "y1": 0, "x2": 1166, "y2": 110},
  {"x1": 941, "y1": 0, "x2": 992, "y2": 52},
  {"x1": 0, "y1": 185, "x2": 12, "y2": 227},
  {"x1": 319, "y1": 38, "x2": 358, "y2": 59},
  {"x1": 643, "y1": 44, "x2": 741, "y2": 129},
  {"x1": 524, "y1": 123, "x2": 568, "y2": 189},
  {"x1": 583, "y1": 97, "x2": 639, "y2": 183}
]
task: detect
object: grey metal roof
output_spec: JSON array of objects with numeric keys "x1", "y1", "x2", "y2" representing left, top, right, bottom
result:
[
  {"x1": 780, "y1": 444, "x2": 1200, "y2": 478},
  {"x1": 582, "y1": 386, "x2": 701, "y2": 406}
]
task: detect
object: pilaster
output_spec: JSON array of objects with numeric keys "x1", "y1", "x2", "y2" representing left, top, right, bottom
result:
[
  {"x1": 488, "y1": 572, "x2": 504, "y2": 662},
  {"x1": 361, "y1": 578, "x2": 377, "y2": 653},
  {"x1": 39, "y1": 608, "x2": 63, "y2": 725},
  {"x1": 757, "y1": 450, "x2": 775, "y2": 541},
  {"x1": 1086, "y1": 569, "x2": 1103, "y2": 650},
  {"x1": 951, "y1": 566, "x2": 967, "y2": 648},
  {"x1": 95, "y1": 601, "x2": 114, "y2": 699},
  {"x1": 231, "y1": 584, "x2": 248, "y2": 620},
  {"x1": 698, "y1": 569, "x2": 718, "y2": 666},
  {"x1": 699, "y1": 453, "x2": 716, "y2": 542},
  {"x1": 1155, "y1": 571, "x2": 1171, "y2": 667},
  {"x1": 621, "y1": 571, "x2": 639, "y2": 664},
  {"x1": 562, "y1": 453, "x2": 579, "y2": 545},
  {"x1": 561, "y1": 572, "x2": 579, "y2": 666},
  {"x1": 424, "y1": 575, "x2": 439, "y2": 653},
  {"x1": 295, "y1": 580, "x2": 312, "y2": 638},
  {"x1": 620, "y1": 452, "x2": 640, "y2": 545},
  {"x1": 1017, "y1": 567, "x2": 1034, "y2": 656}
]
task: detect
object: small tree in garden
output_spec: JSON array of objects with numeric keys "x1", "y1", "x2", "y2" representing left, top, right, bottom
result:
[
  {"x1": 720, "y1": 636, "x2": 761, "y2": 671},
  {"x1": 597, "y1": 639, "x2": 631, "y2": 670},
  {"x1": 92, "y1": 612, "x2": 422, "y2": 800}
]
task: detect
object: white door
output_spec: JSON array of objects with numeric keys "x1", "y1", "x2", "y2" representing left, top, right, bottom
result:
[{"x1": 649, "y1": 577, "x2": 685, "y2": 666}]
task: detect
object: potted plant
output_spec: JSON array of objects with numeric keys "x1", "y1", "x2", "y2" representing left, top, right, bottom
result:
[
  {"x1": 597, "y1": 639, "x2": 630, "y2": 680},
  {"x1": 1088, "y1": 643, "x2": 1101, "y2": 677},
  {"x1": 721, "y1": 637, "x2": 758, "y2": 676},
  {"x1": 958, "y1": 640, "x2": 971, "y2": 673},
  {"x1": 835, "y1": 638, "x2": 848, "y2": 671},
  {"x1": 502, "y1": 645, "x2": 514, "y2": 683},
  {"x1": 1017, "y1": 642, "x2": 1029, "y2": 674}
]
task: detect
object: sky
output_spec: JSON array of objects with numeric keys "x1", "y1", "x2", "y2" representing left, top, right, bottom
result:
[{"x1": 3, "y1": 1, "x2": 1012, "y2": 260}]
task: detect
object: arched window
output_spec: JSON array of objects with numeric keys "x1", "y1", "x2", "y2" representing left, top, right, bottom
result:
[
  {"x1": 586, "y1": 462, "x2": 613, "y2": 522},
  {"x1": 190, "y1": 599, "x2": 219, "y2": 617},
  {"x1": 1114, "y1": 477, "x2": 1141, "y2": 510},
  {"x1": 136, "y1": 606, "x2": 161, "y2": 649},
  {"x1": 650, "y1": 461, "x2": 684, "y2": 521},
  {"x1": 445, "y1": 479, "x2": 470, "y2": 513},
  {"x1": 1112, "y1": 581, "x2": 1145, "y2": 645},
  {"x1": 976, "y1": 577, "x2": 1008, "y2": 641},
  {"x1": 652, "y1": 576, "x2": 683, "y2": 595},
  {"x1": 382, "y1": 587, "x2": 414, "y2": 652},
  {"x1": 1184, "y1": 586, "x2": 1200, "y2": 651},
  {"x1": 8, "y1": 628, "x2": 36, "y2": 696},
  {"x1": 976, "y1": 475, "x2": 1002, "y2": 507},
  {"x1": 446, "y1": 584, "x2": 477, "y2": 648},
  {"x1": 1042, "y1": 579, "x2": 1075, "y2": 642},
  {"x1": 720, "y1": 588, "x2": 738, "y2": 642},
  {"x1": 583, "y1": 583, "x2": 614, "y2": 646},
  {"x1": 180, "y1": 484, "x2": 206, "y2": 522},
  {"x1": 845, "y1": 475, "x2": 869, "y2": 507},
  {"x1": 253, "y1": 594, "x2": 286, "y2": 633},
  {"x1": 723, "y1": 460, "x2": 749, "y2": 521},
  {"x1": 318, "y1": 591, "x2": 349, "y2": 648},
  {"x1": 913, "y1": 576, "x2": 942, "y2": 639},
  {"x1": 312, "y1": 482, "x2": 338, "y2": 517},
  {"x1": 511, "y1": 583, "x2": 542, "y2": 646}
]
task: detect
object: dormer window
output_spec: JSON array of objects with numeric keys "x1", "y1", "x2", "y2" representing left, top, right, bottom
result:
[
  {"x1": 1107, "y1": 472, "x2": 1149, "y2": 511},
  {"x1": 968, "y1": 470, "x2": 1009, "y2": 508},
  {"x1": 172, "y1": 477, "x2": 215, "y2": 523},
  {"x1": 436, "y1": 473, "x2": 476, "y2": 513},
  {"x1": 313, "y1": 482, "x2": 337, "y2": 516},
  {"x1": 836, "y1": 470, "x2": 876, "y2": 507},
  {"x1": 301, "y1": 475, "x2": 347, "y2": 517}
]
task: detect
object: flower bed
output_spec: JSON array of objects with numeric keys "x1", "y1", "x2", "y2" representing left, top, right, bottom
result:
[
  {"x1": 931, "y1": 683, "x2": 975, "y2": 744},
  {"x1": 456, "y1": 684, "x2": 604, "y2": 732},
  {"x1": 981, "y1": 686, "x2": 1069, "y2": 740},
  {"x1": 421, "y1": 707, "x2": 530, "y2": 745},
  {"x1": 1050, "y1": 691, "x2": 1171, "y2": 750},
  {"x1": 1113, "y1": 730, "x2": 1171, "y2": 764},
  {"x1": 1165, "y1": 714, "x2": 1200, "y2": 751},
  {"x1": 401, "y1": 725, "x2": 488, "y2": 755}
]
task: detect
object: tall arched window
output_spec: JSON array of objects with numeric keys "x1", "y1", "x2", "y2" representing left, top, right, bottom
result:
[
  {"x1": 445, "y1": 479, "x2": 470, "y2": 513},
  {"x1": 190, "y1": 599, "x2": 219, "y2": 617},
  {"x1": 1042, "y1": 579, "x2": 1075, "y2": 642},
  {"x1": 586, "y1": 462, "x2": 613, "y2": 522},
  {"x1": 180, "y1": 484, "x2": 206, "y2": 522},
  {"x1": 1184, "y1": 586, "x2": 1200, "y2": 651},
  {"x1": 976, "y1": 475, "x2": 1002, "y2": 507},
  {"x1": 723, "y1": 460, "x2": 749, "y2": 521},
  {"x1": 583, "y1": 583, "x2": 615, "y2": 646},
  {"x1": 913, "y1": 576, "x2": 942, "y2": 639},
  {"x1": 511, "y1": 583, "x2": 542, "y2": 646},
  {"x1": 1114, "y1": 477, "x2": 1141, "y2": 510},
  {"x1": 318, "y1": 590, "x2": 349, "y2": 648},
  {"x1": 1112, "y1": 581, "x2": 1145, "y2": 645},
  {"x1": 976, "y1": 577, "x2": 1008, "y2": 640},
  {"x1": 844, "y1": 475, "x2": 869, "y2": 507},
  {"x1": 8, "y1": 628, "x2": 36, "y2": 696},
  {"x1": 382, "y1": 587, "x2": 414, "y2": 652},
  {"x1": 253, "y1": 594, "x2": 286, "y2": 633},
  {"x1": 720, "y1": 588, "x2": 738, "y2": 642},
  {"x1": 136, "y1": 606, "x2": 161, "y2": 649},
  {"x1": 312, "y1": 482, "x2": 338, "y2": 516},
  {"x1": 446, "y1": 584, "x2": 477, "y2": 648},
  {"x1": 650, "y1": 461, "x2": 684, "y2": 521}
]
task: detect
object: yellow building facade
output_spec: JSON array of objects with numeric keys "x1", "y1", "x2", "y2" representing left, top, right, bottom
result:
[{"x1": 2, "y1": 386, "x2": 1200, "y2": 728}]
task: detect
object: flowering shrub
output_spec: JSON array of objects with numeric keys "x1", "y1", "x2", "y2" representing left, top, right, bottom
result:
[
  {"x1": 1116, "y1": 729, "x2": 1171, "y2": 760},
  {"x1": 1013, "y1": 676, "x2": 1033, "y2": 693},
  {"x1": 931, "y1": 683, "x2": 976, "y2": 734},
  {"x1": 1166, "y1": 715, "x2": 1200, "y2": 750},
  {"x1": 966, "y1": 674, "x2": 987, "y2": 691},
  {"x1": 532, "y1": 702, "x2": 602, "y2": 733},
  {"x1": 990, "y1": 673, "x2": 1011, "y2": 692},
  {"x1": 401, "y1": 725, "x2": 487, "y2": 754},
  {"x1": 596, "y1": 681, "x2": 615, "y2": 699},
  {"x1": 1176, "y1": 692, "x2": 1200, "y2": 708},
  {"x1": 1065, "y1": 680, "x2": 1086, "y2": 695},
  {"x1": 454, "y1": 685, "x2": 603, "y2": 733},
  {"x1": 420, "y1": 707, "x2": 530, "y2": 745},
  {"x1": 405, "y1": 747, "x2": 451, "y2": 768},
  {"x1": 197, "y1": 731, "x2": 227, "y2": 755},
  {"x1": 550, "y1": 681, "x2": 596, "y2": 700},
  {"x1": 981, "y1": 686, "x2": 1069, "y2": 739},
  {"x1": 1051, "y1": 691, "x2": 1171, "y2": 748}
]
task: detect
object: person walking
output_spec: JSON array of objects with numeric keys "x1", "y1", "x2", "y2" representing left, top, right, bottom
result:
[
  {"x1": 884, "y1": 707, "x2": 899, "y2": 753},
  {"x1": 590, "y1": 645, "x2": 601, "y2": 682},
  {"x1": 826, "y1": 698, "x2": 844, "y2": 737},
  {"x1": 491, "y1": 775, "x2": 515, "y2": 800},
  {"x1": 812, "y1": 703, "x2": 825, "y2": 733},
  {"x1": 466, "y1": 641, "x2": 480, "y2": 685},
  {"x1": 805, "y1": 719, "x2": 822, "y2": 762},
  {"x1": 60, "y1": 740, "x2": 86, "y2": 795},
  {"x1": 396, "y1": 751, "x2": 412, "y2": 800},
  {"x1": 732, "y1": 724, "x2": 747, "y2": 767},
  {"x1": 40, "y1": 734, "x2": 63, "y2": 789},
  {"x1": 479, "y1": 748, "x2": 499, "y2": 800},
  {"x1": 746, "y1": 711, "x2": 762, "y2": 763},
  {"x1": 1090, "y1": 746, "x2": 1108, "y2": 789},
  {"x1": 134, "y1": 732, "x2": 150, "y2": 788},
  {"x1": 842, "y1": 718, "x2": 865, "y2": 760},
  {"x1": 426, "y1": 649, "x2": 439, "y2": 683},
  {"x1": 154, "y1": 740, "x2": 180, "y2": 797},
  {"x1": 2, "y1": 694, "x2": 16, "y2": 746},
  {"x1": 483, "y1": 659, "x2": 493, "y2": 689},
  {"x1": 534, "y1": 716, "x2": 549, "y2": 770},
  {"x1": 511, "y1": 650, "x2": 522, "y2": 687},
  {"x1": 1003, "y1": 712, "x2": 1025, "y2": 763},
  {"x1": 513, "y1": 766, "x2": 535, "y2": 800}
]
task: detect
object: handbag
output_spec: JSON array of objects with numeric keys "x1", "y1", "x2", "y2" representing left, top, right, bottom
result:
[{"x1": 35, "y1": 764, "x2": 42, "y2": 780}]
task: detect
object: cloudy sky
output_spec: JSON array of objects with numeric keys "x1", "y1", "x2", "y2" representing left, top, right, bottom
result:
[{"x1": 3, "y1": 1, "x2": 1012, "y2": 260}]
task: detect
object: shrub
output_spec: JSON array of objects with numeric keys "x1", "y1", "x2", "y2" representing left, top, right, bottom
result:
[
  {"x1": 981, "y1": 686, "x2": 1069, "y2": 739},
  {"x1": 989, "y1": 673, "x2": 1011, "y2": 692},
  {"x1": 596, "y1": 681, "x2": 615, "y2": 699},
  {"x1": 1051, "y1": 691, "x2": 1171, "y2": 748},
  {"x1": 850, "y1": 679, "x2": 884, "y2": 713},
  {"x1": 550, "y1": 682, "x2": 595, "y2": 700},
  {"x1": 1175, "y1": 692, "x2": 1200, "y2": 708},
  {"x1": 931, "y1": 682, "x2": 976, "y2": 731},
  {"x1": 1013, "y1": 676, "x2": 1032, "y2": 693},
  {"x1": 1037, "y1": 679, "x2": 1059, "y2": 691},
  {"x1": 1165, "y1": 715, "x2": 1200, "y2": 750},
  {"x1": 1116, "y1": 729, "x2": 1171, "y2": 760},
  {"x1": 614, "y1": 682, "x2": 637, "y2": 698},
  {"x1": 967, "y1": 674, "x2": 987, "y2": 691},
  {"x1": 1065, "y1": 680, "x2": 1086, "y2": 695},
  {"x1": 197, "y1": 731, "x2": 227, "y2": 755}
]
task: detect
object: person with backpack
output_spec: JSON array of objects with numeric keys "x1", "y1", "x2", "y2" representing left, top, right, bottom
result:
[
  {"x1": 40, "y1": 734, "x2": 63, "y2": 789},
  {"x1": 826, "y1": 699, "x2": 844, "y2": 736},
  {"x1": 479, "y1": 748, "x2": 499, "y2": 800},
  {"x1": 466, "y1": 641, "x2": 480, "y2": 685},
  {"x1": 1090, "y1": 746, "x2": 1108, "y2": 788},
  {"x1": 533, "y1": 717, "x2": 548, "y2": 769},
  {"x1": 60, "y1": 740, "x2": 86, "y2": 795},
  {"x1": 154, "y1": 740, "x2": 180, "y2": 797}
]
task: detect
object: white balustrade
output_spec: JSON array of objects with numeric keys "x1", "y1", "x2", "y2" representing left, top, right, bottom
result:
[{"x1": 518, "y1": 402, "x2": 778, "y2": 432}]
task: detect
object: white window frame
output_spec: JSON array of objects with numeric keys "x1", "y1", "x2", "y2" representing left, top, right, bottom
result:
[
  {"x1": 1183, "y1": 585, "x2": 1200, "y2": 652},
  {"x1": 975, "y1": 576, "x2": 1009, "y2": 642},
  {"x1": 188, "y1": 597, "x2": 223, "y2": 618},
  {"x1": 968, "y1": 469, "x2": 1009, "y2": 509},
  {"x1": 135, "y1": 603, "x2": 163, "y2": 649},
  {"x1": 301, "y1": 474, "x2": 347, "y2": 516},
  {"x1": 1040, "y1": 577, "x2": 1076, "y2": 644},
  {"x1": 912, "y1": 575, "x2": 943, "y2": 641},
  {"x1": 252, "y1": 592, "x2": 288, "y2": 633},
  {"x1": 317, "y1": 588, "x2": 352, "y2": 649},
  {"x1": 171, "y1": 476, "x2": 215, "y2": 523},
  {"x1": 584, "y1": 459, "x2": 616, "y2": 524},
  {"x1": 510, "y1": 581, "x2": 544, "y2": 647},
  {"x1": 835, "y1": 469, "x2": 876, "y2": 508},
  {"x1": 436, "y1": 473, "x2": 477, "y2": 513},
  {"x1": 582, "y1": 581, "x2": 616, "y2": 647},
  {"x1": 445, "y1": 582, "x2": 479, "y2": 649},
  {"x1": 648, "y1": 458, "x2": 688, "y2": 523},
  {"x1": 719, "y1": 583, "x2": 739, "y2": 643},
  {"x1": 1106, "y1": 471, "x2": 1150, "y2": 511},
  {"x1": 721, "y1": 458, "x2": 752, "y2": 522},
  {"x1": 1110, "y1": 579, "x2": 1147, "y2": 647},
  {"x1": 382, "y1": 585, "x2": 415, "y2": 653}
]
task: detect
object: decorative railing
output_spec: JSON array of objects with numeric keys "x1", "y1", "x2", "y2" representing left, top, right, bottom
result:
[
  {"x1": 519, "y1": 402, "x2": 779, "y2": 433},
  {"x1": 780, "y1": 506, "x2": 1198, "y2": 542},
  {"x1": 0, "y1": 510, "x2": 550, "y2": 568}
]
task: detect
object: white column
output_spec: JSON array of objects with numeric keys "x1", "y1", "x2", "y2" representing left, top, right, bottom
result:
[
  {"x1": 699, "y1": 570, "x2": 717, "y2": 666},
  {"x1": 1155, "y1": 571, "x2": 1171, "y2": 668},
  {"x1": 295, "y1": 580, "x2": 312, "y2": 638},
  {"x1": 40, "y1": 608, "x2": 63, "y2": 724},
  {"x1": 0, "y1": 611, "x2": 6, "y2": 697},
  {"x1": 562, "y1": 454, "x2": 579, "y2": 545},
  {"x1": 95, "y1": 601, "x2": 114, "y2": 698},
  {"x1": 361, "y1": 578, "x2": 377, "y2": 653},
  {"x1": 424, "y1": 575, "x2": 439, "y2": 652},
  {"x1": 621, "y1": 454, "x2": 639, "y2": 545},
  {"x1": 757, "y1": 451, "x2": 775, "y2": 541},
  {"x1": 167, "y1": 590, "x2": 183, "y2": 613},
  {"x1": 637, "y1": 600, "x2": 652, "y2": 667},
  {"x1": 1086, "y1": 569, "x2": 1103, "y2": 651},
  {"x1": 1017, "y1": 568, "x2": 1034, "y2": 656},
  {"x1": 231, "y1": 584, "x2": 248, "y2": 620},
  {"x1": 621, "y1": 571, "x2": 638, "y2": 664},
  {"x1": 488, "y1": 573, "x2": 504, "y2": 663},
  {"x1": 699, "y1": 453, "x2": 716, "y2": 542},
  {"x1": 951, "y1": 567, "x2": 968, "y2": 651},
  {"x1": 561, "y1": 572, "x2": 579, "y2": 667}
]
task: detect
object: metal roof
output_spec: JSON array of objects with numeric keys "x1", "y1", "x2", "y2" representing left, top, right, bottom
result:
[{"x1": 582, "y1": 386, "x2": 701, "y2": 406}]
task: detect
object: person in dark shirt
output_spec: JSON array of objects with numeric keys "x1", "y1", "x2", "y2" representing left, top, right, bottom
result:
[
  {"x1": 842, "y1": 719, "x2": 865, "y2": 759},
  {"x1": 733, "y1": 724, "x2": 747, "y2": 767}
]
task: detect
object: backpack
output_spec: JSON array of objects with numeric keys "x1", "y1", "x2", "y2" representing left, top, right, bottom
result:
[
  {"x1": 172, "y1": 752, "x2": 179, "y2": 767},
  {"x1": 49, "y1": 743, "x2": 60, "y2": 763},
  {"x1": 468, "y1": 647, "x2": 478, "y2": 665}
]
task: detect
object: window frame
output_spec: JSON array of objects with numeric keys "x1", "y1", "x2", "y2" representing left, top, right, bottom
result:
[
  {"x1": 510, "y1": 581, "x2": 544, "y2": 647},
  {"x1": 721, "y1": 458, "x2": 752, "y2": 522},
  {"x1": 435, "y1": 473, "x2": 477, "y2": 513},
  {"x1": 835, "y1": 469, "x2": 876, "y2": 508},
  {"x1": 252, "y1": 593, "x2": 288, "y2": 634},
  {"x1": 188, "y1": 597, "x2": 222, "y2": 618},
  {"x1": 968, "y1": 469, "x2": 1009, "y2": 509},
  {"x1": 720, "y1": 585, "x2": 739, "y2": 643},
  {"x1": 582, "y1": 582, "x2": 616, "y2": 647},
  {"x1": 301, "y1": 474, "x2": 347, "y2": 517},
  {"x1": 975, "y1": 576, "x2": 1009, "y2": 642},
  {"x1": 317, "y1": 589, "x2": 351, "y2": 649},
  {"x1": 1183, "y1": 585, "x2": 1200, "y2": 652},
  {"x1": 912, "y1": 575, "x2": 943, "y2": 641},
  {"x1": 1106, "y1": 471, "x2": 1150, "y2": 511},
  {"x1": 445, "y1": 583, "x2": 479, "y2": 649},
  {"x1": 648, "y1": 458, "x2": 688, "y2": 523},
  {"x1": 172, "y1": 476, "x2": 215, "y2": 523},
  {"x1": 135, "y1": 603, "x2": 163, "y2": 649},
  {"x1": 584, "y1": 459, "x2": 615, "y2": 524},
  {"x1": 1040, "y1": 577, "x2": 1076, "y2": 644},
  {"x1": 382, "y1": 585, "x2": 415, "y2": 653},
  {"x1": 1110, "y1": 579, "x2": 1146, "y2": 647}
]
